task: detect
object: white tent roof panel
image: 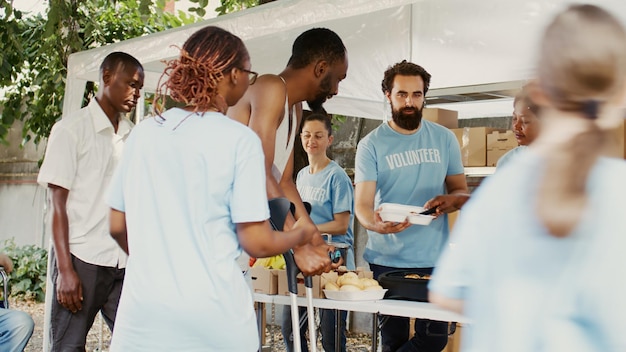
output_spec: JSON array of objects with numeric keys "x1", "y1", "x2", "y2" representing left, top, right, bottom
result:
[{"x1": 63, "y1": 0, "x2": 626, "y2": 120}]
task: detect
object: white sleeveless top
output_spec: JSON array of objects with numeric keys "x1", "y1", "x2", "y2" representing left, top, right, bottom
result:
[{"x1": 271, "y1": 76, "x2": 297, "y2": 181}]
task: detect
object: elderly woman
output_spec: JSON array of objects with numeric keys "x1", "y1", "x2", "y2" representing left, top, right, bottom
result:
[{"x1": 496, "y1": 86, "x2": 540, "y2": 169}]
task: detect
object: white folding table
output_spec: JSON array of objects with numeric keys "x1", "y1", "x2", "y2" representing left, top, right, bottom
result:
[{"x1": 253, "y1": 293, "x2": 469, "y2": 351}]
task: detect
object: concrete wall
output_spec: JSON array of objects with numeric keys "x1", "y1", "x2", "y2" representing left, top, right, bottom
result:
[
  {"x1": 0, "y1": 119, "x2": 49, "y2": 249},
  {"x1": 0, "y1": 183, "x2": 48, "y2": 248}
]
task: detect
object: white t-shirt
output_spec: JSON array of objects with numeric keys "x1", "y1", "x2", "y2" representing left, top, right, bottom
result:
[
  {"x1": 429, "y1": 151, "x2": 626, "y2": 352},
  {"x1": 107, "y1": 108, "x2": 269, "y2": 351},
  {"x1": 37, "y1": 98, "x2": 131, "y2": 267},
  {"x1": 297, "y1": 160, "x2": 356, "y2": 270}
]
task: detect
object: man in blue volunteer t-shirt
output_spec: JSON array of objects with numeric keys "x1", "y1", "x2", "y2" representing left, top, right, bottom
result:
[{"x1": 354, "y1": 60, "x2": 470, "y2": 352}]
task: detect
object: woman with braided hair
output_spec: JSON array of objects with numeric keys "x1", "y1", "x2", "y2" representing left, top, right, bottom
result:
[
  {"x1": 430, "y1": 4, "x2": 626, "y2": 352},
  {"x1": 107, "y1": 26, "x2": 317, "y2": 351}
]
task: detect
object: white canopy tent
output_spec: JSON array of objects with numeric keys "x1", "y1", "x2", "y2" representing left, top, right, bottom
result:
[{"x1": 63, "y1": 0, "x2": 626, "y2": 120}]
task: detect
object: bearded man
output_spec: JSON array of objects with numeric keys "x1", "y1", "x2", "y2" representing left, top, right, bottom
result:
[{"x1": 353, "y1": 60, "x2": 469, "y2": 352}]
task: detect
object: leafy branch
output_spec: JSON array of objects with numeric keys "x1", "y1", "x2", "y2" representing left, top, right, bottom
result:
[{"x1": 0, "y1": 0, "x2": 204, "y2": 145}]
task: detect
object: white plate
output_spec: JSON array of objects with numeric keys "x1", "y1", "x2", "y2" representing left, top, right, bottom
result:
[
  {"x1": 323, "y1": 289, "x2": 387, "y2": 301},
  {"x1": 379, "y1": 203, "x2": 434, "y2": 226}
]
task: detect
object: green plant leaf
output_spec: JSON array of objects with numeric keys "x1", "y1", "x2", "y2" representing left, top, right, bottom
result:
[{"x1": 2, "y1": 239, "x2": 48, "y2": 302}]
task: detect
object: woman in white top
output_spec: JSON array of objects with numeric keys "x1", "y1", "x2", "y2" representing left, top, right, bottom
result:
[
  {"x1": 107, "y1": 26, "x2": 318, "y2": 351},
  {"x1": 430, "y1": 5, "x2": 626, "y2": 352}
]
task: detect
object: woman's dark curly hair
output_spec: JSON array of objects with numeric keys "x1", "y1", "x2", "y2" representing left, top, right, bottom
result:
[{"x1": 155, "y1": 26, "x2": 249, "y2": 114}]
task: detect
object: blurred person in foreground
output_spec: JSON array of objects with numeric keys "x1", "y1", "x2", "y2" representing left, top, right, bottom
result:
[
  {"x1": 430, "y1": 4, "x2": 626, "y2": 351},
  {"x1": 228, "y1": 28, "x2": 348, "y2": 276},
  {"x1": 0, "y1": 253, "x2": 34, "y2": 352},
  {"x1": 496, "y1": 85, "x2": 541, "y2": 169},
  {"x1": 354, "y1": 60, "x2": 470, "y2": 352},
  {"x1": 107, "y1": 26, "x2": 317, "y2": 351}
]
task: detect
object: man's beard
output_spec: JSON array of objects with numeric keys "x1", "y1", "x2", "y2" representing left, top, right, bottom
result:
[
  {"x1": 391, "y1": 104, "x2": 423, "y2": 130},
  {"x1": 307, "y1": 74, "x2": 333, "y2": 112}
]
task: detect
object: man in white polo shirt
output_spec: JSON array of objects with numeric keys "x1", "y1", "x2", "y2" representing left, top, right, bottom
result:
[{"x1": 37, "y1": 52, "x2": 144, "y2": 351}]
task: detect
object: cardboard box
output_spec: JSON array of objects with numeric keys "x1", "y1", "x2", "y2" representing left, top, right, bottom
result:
[
  {"x1": 487, "y1": 149, "x2": 509, "y2": 167},
  {"x1": 442, "y1": 323, "x2": 463, "y2": 352},
  {"x1": 451, "y1": 127, "x2": 500, "y2": 167},
  {"x1": 423, "y1": 108, "x2": 458, "y2": 129},
  {"x1": 277, "y1": 271, "x2": 335, "y2": 298},
  {"x1": 487, "y1": 130, "x2": 517, "y2": 151},
  {"x1": 249, "y1": 267, "x2": 280, "y2": 295},
  {"x1": 606, "y1": 119, "x2": 626, "y2": 159},
  {"x1": 448, "y1": 210, "x2": 459, "y2": 232},
  {"x1": 486, "y1": 130, "x2": 517, "y2": 166}
]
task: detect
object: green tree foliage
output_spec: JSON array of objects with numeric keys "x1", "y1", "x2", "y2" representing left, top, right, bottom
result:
[
  {"x1": 213, "y1": 0, "x2": 261, "y2": 16},
  {"x1": 0, "y1": 0, "x2": 202, "y2": 145},
  {"x1": 0, "y1": 0, "x2": 272, "y2": 145}
]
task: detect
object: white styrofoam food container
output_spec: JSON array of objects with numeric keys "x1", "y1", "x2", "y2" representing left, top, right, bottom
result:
[{"x1": 378, "y1": 203, "x2": 434, "y2": 226}]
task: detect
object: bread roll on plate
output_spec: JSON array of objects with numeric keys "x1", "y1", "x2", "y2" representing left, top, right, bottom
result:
[
  {"x1": 341, "y1": 278, "x2": 363, "y2": 289},
  {"x1": 339, "y1": 284, "x2": 361, "y2": 292},
  {"x1": 325, "y1": 282, "x2": 340, "y2": 291},
  {"x1": 342, "y1": 272, "x2": 359, "y2": 281},
  {"x1": 360, "y1": 278, "x2": 379, "y2": 287}
]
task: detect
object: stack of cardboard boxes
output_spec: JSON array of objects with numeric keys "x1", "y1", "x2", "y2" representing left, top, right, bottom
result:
[
  {"x1": 425, "y1": 108, "x2": 626, "y2": 166},
  {"x1": 486, "y1": 130, "x2": 517, "y2": 166},
  {"x1": 423, "y1": 108, "x2": 518, "y2": 167},
  {"x1": 249, "y1": 267, "x2": 281, "y2": 295},
  {"x1": 450, "y1": 127, "x2": 519, "y2": 167},
  {"x1": 422, "y1": 107, "x2": 459, "y2": 129}
]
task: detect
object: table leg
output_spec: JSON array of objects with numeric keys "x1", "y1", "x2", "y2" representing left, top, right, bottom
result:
[
  {"x1": 334, "y1": 309, "x2": 340, "y2": 352},
  {"x1": 371, "y1": 312, "x2": 379, "y2": 351},
  {"x1": 256, "y1": 301, "x2": 266, "y2": 351}
]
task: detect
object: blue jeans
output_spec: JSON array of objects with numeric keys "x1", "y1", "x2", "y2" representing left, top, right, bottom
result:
[
  {"x1": 0, "y1": 308, "x2": 34, "y2": 352},
  {"x1": 281, "y1": 307, "x2": 348, "y2": 352},
  {"x1": 370, "y1": 264, "x2": 449, "y2": 352},
  {"x1": 281, "y1": 307, "x2": 308, "y2": 352},
  {"x1": 320, "y1": 308, "x2": 348, "y2": 352}
]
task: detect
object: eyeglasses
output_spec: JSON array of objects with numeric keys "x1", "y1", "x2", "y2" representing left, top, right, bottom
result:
[{"x1": 239, "y1": 68, "x2": 258, "y2": 85}]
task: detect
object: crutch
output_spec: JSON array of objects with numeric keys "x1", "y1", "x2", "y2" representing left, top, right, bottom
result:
[
  {"x1": 289, "y1": 238, "x2": 342, "y2": 352},
  {"x1": 268, "y1": 198, "x2": 321, "y2": 352},
  {"x1": 282, "y1": 250, "x2": 315, "y2": 352}
]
